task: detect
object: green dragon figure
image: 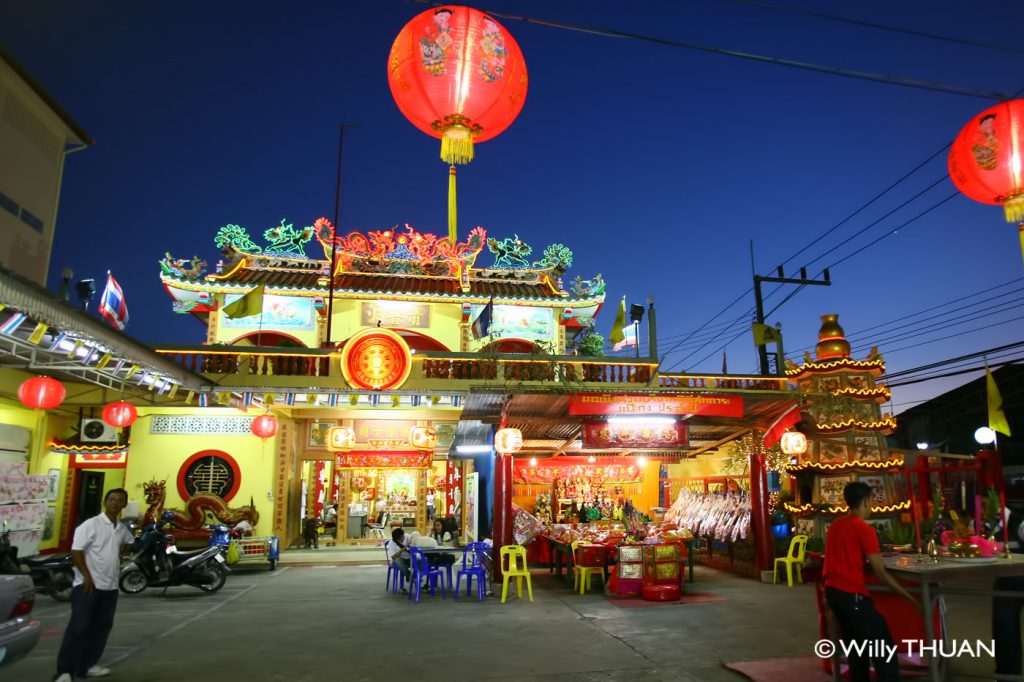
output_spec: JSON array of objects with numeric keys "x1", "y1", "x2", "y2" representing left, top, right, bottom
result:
[
  {"x1": 486, "y1": 234, "x2": 532, "y2": 269},
  {"x1": 263, "y1": 219, "x2": 314, "y2": 256},
  {"x1": 159, "y1": 253, "x2": 207, "y2": 279},
  {"x1": 570, "y1": 273, "x2": 605, "y2": 298},
  {"x1": 214, "y1": 224, "x2": 262, "y2": 254}
]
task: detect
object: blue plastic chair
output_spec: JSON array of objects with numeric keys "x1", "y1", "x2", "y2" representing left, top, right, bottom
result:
[
  {"x1": 455, "y1": 542, "x2": 489, "y2": 601},
  {"x1": 408, "y1": 546, "x2": 446, "y2": 602},
  {"x1": 383, "y1": 540, "x2": 405, "y2": 593}
]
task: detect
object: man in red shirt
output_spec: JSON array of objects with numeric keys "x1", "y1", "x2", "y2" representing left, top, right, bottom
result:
[{"x1": 824, "y1": 481, "x2": 917, "y2": 682}]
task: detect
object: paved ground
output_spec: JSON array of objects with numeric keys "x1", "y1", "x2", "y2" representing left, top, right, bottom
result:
[{"x1": 9, "y1": 562, "x2": 1003, "y2": 682}]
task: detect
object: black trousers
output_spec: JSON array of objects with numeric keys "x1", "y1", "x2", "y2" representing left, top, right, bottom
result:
[
  {"x1": 993, "y1": 575, "x2": 1024, "y2": 675},
  {"x1": 56, "y1": 586, "x2": 119, "y2": 678},
  {"x1": 825, "y1": 587, "x2": 901, "y2": 682}
]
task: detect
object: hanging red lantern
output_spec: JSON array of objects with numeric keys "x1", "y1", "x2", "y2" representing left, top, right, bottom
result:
[
  {"x1": 948, "y1": 100, "x2": 1024, "y2": 257},
  {"x1": 250, "y1": 414, "x2": 278, "y2": 439},
  {"x1": 388, "y1": 6, "x2": 528, "y2": 164},
  {"x1": 779, "y1": 431, "x2": 808, "y2": 457},
  {"x1": 102, "y1": 401, "x2": 138, "y2": 428},
  {"x1": 17, "y1": 376, "x2": 66, "y2": 410},
  {"x1": 388, "y1": 6, "x2": 528, "y2": 242}
]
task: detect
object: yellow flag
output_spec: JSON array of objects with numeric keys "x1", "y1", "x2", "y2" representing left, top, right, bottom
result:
[
  {"x1": 168, "y1": 383, "x2": 179, "y2": 399},
  {"x1": 185, "y1": 390, "x2": 195, "y2": 405},
  {"x1": 66, "y1": 339, "x2": 83, "y2": 359},
  {"x1": 608, "y1": 297, "x2": 626, "y2": 345},
  {"x1": 263, "y1": 392, "x2": 275, "y2": 406},
  {"x1": 27, "y1": 323, "x2": 48, "y2": 345},
  {"x1": 752, "y1": 323, "x2": 781, "y2": 346},
  {"x1": 223, "y1": 284, "x2": 265, "y2": 319},
  {"x1": 125, "y1": 364, "x2": 140, "y2": 380},
  {"x1": 96, "y1": 353, "x2": 112, "y2": 369},
  {"x1": 987, "y1": 362, "x2": 1012, "y2": 436}
]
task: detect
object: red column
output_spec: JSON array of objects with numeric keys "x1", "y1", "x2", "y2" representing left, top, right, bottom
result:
[
  {"x1": 977, "y1": 449, "x2": 1005, "y2": 493},
  {"x1": 748, "y1": 453, "x2": 773, "y2": 574},
  {"x1": 492, "y1": 453, "x2": 514, "y2": 582}
]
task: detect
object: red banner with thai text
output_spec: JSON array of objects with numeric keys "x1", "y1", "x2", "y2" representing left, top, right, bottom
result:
[
  {"x1": 569, "y1": 393, "x2": 743, "y2": 418},
  {"x1": 335, "y1": 451, "x2": 431, "y2": 469},
  {"x1": 582, "y1": 420, "x2": 688, "y2": 449}
]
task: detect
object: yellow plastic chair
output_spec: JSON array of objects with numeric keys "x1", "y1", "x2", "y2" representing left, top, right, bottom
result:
[
  {"x1": 571, "y1": 541, "x2": 606, "y2": 595},
  {"x1": 499, "y1": 545, "x2": 533, "y2": 603},
  {"x1": 774, "y1": 534, "x2": 808, "y2": 586}
]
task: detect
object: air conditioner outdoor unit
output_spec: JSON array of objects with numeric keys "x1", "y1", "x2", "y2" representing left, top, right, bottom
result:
[{"x1": 81, "y1": 418, "x2": 118, "y2": 444}]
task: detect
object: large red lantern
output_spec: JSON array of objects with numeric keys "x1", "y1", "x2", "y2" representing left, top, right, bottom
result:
[
  {"x1": 388, "y1": 6, "x2": 528, "y2": 241},
  {"x1": 250, "y1": 414, "x2": 278, "y2": 439},
  {"x1": 102, "y1": 401, "x2": 138, "y2": 428},
  {"x1": 17, "y1": 376, "x2": 65, "y2": 410},
  {"x1": 948, "y1": 100, "x2": 1024, "y2": 257}
]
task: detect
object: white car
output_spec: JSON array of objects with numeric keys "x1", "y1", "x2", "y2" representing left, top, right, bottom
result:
[{"x1": 0, "y1": 574, "x2": 40, "y2": 668}]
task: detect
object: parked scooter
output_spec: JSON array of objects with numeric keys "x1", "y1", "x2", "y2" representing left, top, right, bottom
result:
[
  {"x1": 119, "y1": 512, "x2": 229, "y2": 594},
  {"x1": 0, "y1": 521, "x2": 74, "y2": 601}
]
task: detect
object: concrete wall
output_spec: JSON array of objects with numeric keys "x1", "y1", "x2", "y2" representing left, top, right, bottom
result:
[{"x1": 0, "y1": 57, "x2": 82, "y2": 285}]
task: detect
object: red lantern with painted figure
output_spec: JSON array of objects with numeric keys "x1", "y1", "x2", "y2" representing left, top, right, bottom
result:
[
  {"x1": 18, "y1": 376, "x2": 65, "y2": 410},
  {"x1": 495, "y1": 427, "x2": 523, "y2": 454},
  {"x1": 388, "y1": 5, "x2": 528, "y2": 241},
  {"x1": 948, "y1": 100, "x2": 1024, "y2": 259},
  {"x1": 102, "y1": 401, "x2": 138, "y2": 428},
  {"x1": 250, "y1": 414, "x2": 278, "y2": 439}
]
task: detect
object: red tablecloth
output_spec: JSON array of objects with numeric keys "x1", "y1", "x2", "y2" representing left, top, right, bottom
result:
[{"x1": 526, "y1": 538, "x2": 552, "y2": 565}]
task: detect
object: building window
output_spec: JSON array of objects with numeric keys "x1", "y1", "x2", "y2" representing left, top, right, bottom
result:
[
  {"x1": 19, "y1": 208, "x2": 44, "y2": 233},
  {"x1": 0, "y1": 191, "x2": 18, "y2": 218}
]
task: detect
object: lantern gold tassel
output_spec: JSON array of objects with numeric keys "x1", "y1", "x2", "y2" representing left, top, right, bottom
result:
[
  {"x1": 1004, "y1": 195, "x2": 1024, "y2": 223},
  {"x1": 448, "y1": 165, "x2": 457, "y2": 243},
  {"x1": 440, "y1": 126, "x2": 475, "y2": 165}
]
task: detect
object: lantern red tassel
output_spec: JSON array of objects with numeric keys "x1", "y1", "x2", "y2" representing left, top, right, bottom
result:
[
  {"x1": 250, "y1": 414, "x2": 278, "y2": 439},
  {"x1": 103, "y1": 401, "x2": 138, "y2": 428},
  {"x1": 18, "y1": 376, "x2": 66, "y2": 410}
]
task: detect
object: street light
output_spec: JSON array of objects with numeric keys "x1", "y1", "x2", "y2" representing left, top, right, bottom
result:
[
  {"x1": 975, "y1": 427, "x2": 997, "y2": 446},
  {"x1": 916, "y1": 442, "x2": 929, "y2": 451}
]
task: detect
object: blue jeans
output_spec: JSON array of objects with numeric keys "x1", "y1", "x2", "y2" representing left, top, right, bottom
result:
[
  {"x1": 394, "y1": 556, "x2": 411, "y2": 581},
  {"x1": 56, "y1": 586, "x2": 119, "y2": 678},
  {"x1": 825, "y1": 587, "x2": 899, "y2": 682},
  {"x1": 993, "y1": 576, "x2": 1024, "y2": 675}
]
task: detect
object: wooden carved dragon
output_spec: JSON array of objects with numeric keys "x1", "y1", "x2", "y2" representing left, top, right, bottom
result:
[{"x1": 143, "y1": 479, "x2": 259, "y2": 530}]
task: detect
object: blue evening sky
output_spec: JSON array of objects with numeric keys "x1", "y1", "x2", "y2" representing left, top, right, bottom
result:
[{"x1": 3, "y1": 0, "x2": 1023, "y2": 414}]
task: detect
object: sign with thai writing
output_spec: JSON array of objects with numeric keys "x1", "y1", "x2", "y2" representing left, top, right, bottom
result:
[
  {"x1": 354, "y1": 420, "x2": 416, "y2": 444},
  {"x1": 569, "y1": 393, "x2": 744, "y2": 418},
  {"x1": 361, "y1": 301, "x2": 430, "y2": 329},
  {"x1": 335, "y1": 451, "x2": 432, "y2": 469},
  {"x1": 582, "y1": 420, "x2": 688, "y2": 449}
]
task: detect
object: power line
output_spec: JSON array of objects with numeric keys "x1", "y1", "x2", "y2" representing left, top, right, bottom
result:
[
  {"x1": 883, "y1": 339, "x2": 1024, "y2": 379},
  {"x1": 718, "y1": 0, "x2": 1024, "y2": 56},
  {"x1": 469, "y1": 4, "x2": 1012, "y2": 100},
  {"x1": 883, "y1": 313, "x2": 1024, "y2": 355},
  {"x1": 888, "y1": 357, "x2": 1024, "y2": 388}
]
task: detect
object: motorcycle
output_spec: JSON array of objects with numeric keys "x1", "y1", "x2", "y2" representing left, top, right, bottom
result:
[
  {"x1": 0, "y1": 521, "x2": 74, "y2": 601},
  {"x1": 119, "y1": 512, "x2": 229, "y2": 595}
]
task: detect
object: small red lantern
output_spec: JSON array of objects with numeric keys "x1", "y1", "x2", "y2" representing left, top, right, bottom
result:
[
  {"x1": 250, "y1": 414, "x2": 278, "y2": 439},
  {"x1": 494, "y1": 427, "x2": 523, "y2": 455},
  {"x1": 18, "y1": 376, "x2": 65, "y2": 410},
  {"x1": 388, "y1": 6, "x2": 528, "y2": 165},
  {"x1": 948, "y1": 100, "x2": 1024, "y2": 257},
  {"x1": 779, "y1": 431, "x2": 808, "y2": 457},
  {"x1": 102, "y1": 401, "x2": 138, "y2": 428}
]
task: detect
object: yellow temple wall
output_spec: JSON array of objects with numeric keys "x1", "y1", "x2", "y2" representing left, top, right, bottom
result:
[
  {"x1": 124, "y1": 407, "x2": 277, "y2": 535},
  {"x1": 328, "y1": 298, "x2": 465, "y2": 351}
]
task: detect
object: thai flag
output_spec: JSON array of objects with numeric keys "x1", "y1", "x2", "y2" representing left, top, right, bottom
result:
[
  {"x1": 285, "y1": 393, "x2": 296, "y2": 406},
  {"x1": 328, "y1": 394, "x2": 339, "y2": 408},
  {"x1": 198, "y1": 393, "x2": 209, "y2": 408},
  {"x1": 471, "y1": 299, "x2": 493, "y2": 338},
  {"x1": 98, "y1": 271, "x2": 129, "y2": 331},
  {"x1": 242, "y1": 392, "x2": 253, "y2": 410}
]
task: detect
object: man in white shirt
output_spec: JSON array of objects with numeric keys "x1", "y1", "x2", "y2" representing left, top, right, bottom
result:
[{"x1": 55, "y1": 488, "x2": 133, "y2": 681}]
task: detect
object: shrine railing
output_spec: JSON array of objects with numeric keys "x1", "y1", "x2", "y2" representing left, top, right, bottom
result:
[
  {"x1": 153, "y1": 345, "x2": 659, "y2": 388},
  {"x1": 658, "y1": 373, "x2": 789, "y2": 392}
]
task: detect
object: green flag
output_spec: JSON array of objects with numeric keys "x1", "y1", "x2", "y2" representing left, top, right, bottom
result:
[
  {"x1": 223, "y1": 284, "x2": 265, "y2": 319},
  {"x1": 608, "y1": 297, "x2": 626, "y2": 345}
]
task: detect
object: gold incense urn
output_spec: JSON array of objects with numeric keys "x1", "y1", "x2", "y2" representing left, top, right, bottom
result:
[{"x1": 946, "y1": 540, "x2": 981, "y2": 558}]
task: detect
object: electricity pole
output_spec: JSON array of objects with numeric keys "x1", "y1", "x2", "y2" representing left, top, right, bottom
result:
[{"x1": 753, "y1": 266, "x2": 831, "y2": 375}]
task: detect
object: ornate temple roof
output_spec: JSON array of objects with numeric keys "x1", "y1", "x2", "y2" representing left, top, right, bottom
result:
[{"x1": 159, "y1": 219, "x2": 606, "y2": 324}]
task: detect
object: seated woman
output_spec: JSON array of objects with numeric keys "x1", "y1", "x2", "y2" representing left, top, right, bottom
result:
[{"x1": 425, "y1": 520, "x2": 456, "y2": 567}]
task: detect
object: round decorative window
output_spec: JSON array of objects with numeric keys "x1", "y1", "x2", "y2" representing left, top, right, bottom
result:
[{"x1": 177, "y1": 450, "x2": 241, "y2": 502}]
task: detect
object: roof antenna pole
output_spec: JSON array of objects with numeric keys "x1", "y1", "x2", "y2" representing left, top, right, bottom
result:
[{"x1": 326, "y1": 124, "x2": 356, "y2": 347}]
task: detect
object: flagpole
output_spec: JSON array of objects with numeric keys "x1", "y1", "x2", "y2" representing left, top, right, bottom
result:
[{"x1": 325, "y1": 123, "x2": 357, "y2": 348}]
